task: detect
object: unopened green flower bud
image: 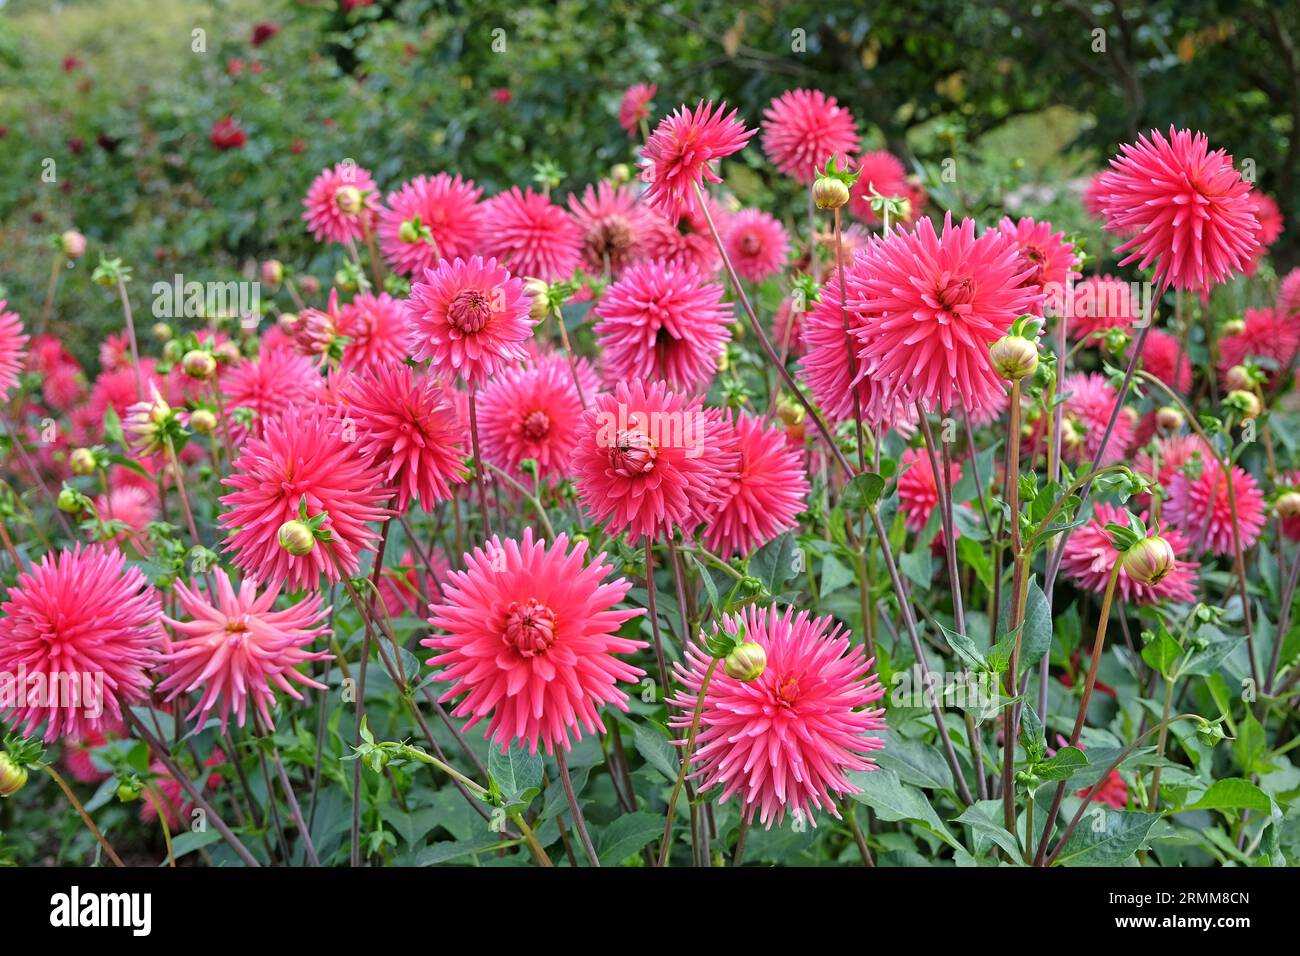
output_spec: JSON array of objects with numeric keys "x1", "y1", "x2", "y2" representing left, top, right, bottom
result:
[
  {"x1": 116, "y1": 780, "x2": 143, "y2": 803},
  {"x1": 1122, "y1": 535, "x2": 1177, "y2": 586},
  {"x1": 523, "y1": 277, "x2": 550, "y2": 321},
  {"x1": 610, "y1": 163, "x2": 632, "y2": 185},
  {"x1": 277, "y1": 520, "x2": 315, "y2": 556},
  {"x1": 69, "y1": 447, "x2": 97, "y2": 476},
  {"x1": 152, "y1": 322, "x2": 173, "y2": 342},
  {"x1": 1225, "y1": 389, "x2": 1261, "y2": 418},
  {"x1": 1275, "y1": 490, "x2": 1300, "y2": 521},
  {"x1": 724, "y1": 641, "x2": 767, "y2": 682},
  {"x1": 1221, "y1": 317, "x2": 1245, "y2": 337},
  {"x1": 813, "y1": 176, "x2": 851, "y2": 210},
  {"x1": 189, "y1": 409, "x2": 217, "y2": 435},
  {"x1": 1224, "y1": 365, "x2": 1253, "y2": 392},
  {"x1": 0, "y1": 753, "x2": 28, "y2": 798},
  {"x1": 57, "y1": 487, "x2": 82, "y2": 513},
  {"x1": 989, "y1": 334, "x2": 1039, "y2": 381},
  {"x1": 1155, "y1": 406, "x2": 1184, "y2": 433},
  {"x1": 398, "y1": 218, "x2": 422, "y2": 244},
  {"x1": 335, "y1": 185, "x2": 363, "y2": 215},
  {"x1": 181, "y1": 349, "x2": 216, "y2": 380}
]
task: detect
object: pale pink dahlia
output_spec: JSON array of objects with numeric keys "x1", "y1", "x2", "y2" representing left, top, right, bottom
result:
[
  {"x1": 221, "y1": 346, "x2": 321, "y2": 446},
  {"x1": 1061, "y1": 503, "x2": 1198, "y2": 605},
  {"x1": 378, "y1": 173, "x2": 484, "y2": 277},
  {"x1": 158, "y1": 570, "x2": 331, "y2": 731},
  {"x1": 571, "y1": 379, "x2": 734, "y2": 541},
  {"x1": 1102, "y1": 128, "x2": 1259, "y2": 292},
  {"x1": 0, "y1": 544, "x2": 162, "y2": 741},
  {"x1": 995, "y1": 216, "x2": 1080, "y2": 315},
  {"x1": 0, "y1": 301, "x2": 28, "y2": 400},
  {"x1": 1066, "y1": 275, "x2": 1145, "y2": 341},
  {"x1": 1164, "y1": 459, "x2": 1267, "y2": 556},
  {"x1": 220, "y1": 403, "x2": 390, "y2": 591},
  {"x1": 618, "y1": 82, "x2": 657, "y2": 137},
  {"x1": 1133, "y1": 434, "x2": 1212, "y2": 497},
  {"x1": 1217, "y1": 307, "x2": 1300, "y2": 384},
  {"x1": 338, "y1": 363, "x2": 467, "y2": 510},
  {"x1": 337, "y1": 291, "x2": 408, "y2": 371},
  {"x1": 477, "y1": 353, "x2": 584, "y2": 481},
  {"x1": 760, "y1": 88, "x2": 860, "y2": 184},
  {"x1": 668, "y1": 604, "x2": 886, "y2": 828},
  {"x1": 1057, "y1": 372, "x2": 1135, "y2": 466},
  {"x1": 302, "y1": 161, "x2": 380, "y2": 245},
  {"x1": 94, "y1": 485, "x2": 159, "y2": 551},
  {"x1": 723, "y1": 208, "x2": 790, "y2": 282},
  {"x1": 640, "y1": 100, "x2": 755, "y2": 222},
  {"x1": 700, "y1": 411, "x2": 810, "y2": 558},
  {"x1": 404, "y1": 255, "x2": 534, "y2": 385},
  {"x1": 848, "y1": 150, "x2": 909, "y2": 225},
  {"x1": 593, "y1": 259, "x2": 733, "y2": 393},
  {"x1": 480, "y1": 186, "x2": 583, "y2": 282},
  {"x1": 424, "y1": 529, "x2": 646, "y2": 755},
  {"x1": 847, "y1": 213, "x2": 1041, "y2": 417},
  {"x1": 567, "y1": 180, "x2": 655, "y2": 278}
]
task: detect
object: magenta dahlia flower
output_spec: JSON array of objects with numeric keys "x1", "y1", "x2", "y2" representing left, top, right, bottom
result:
[
  {"x1": 1066, "y1": 275, "x2": 1145, "y2": 341},
  {"x1": 221, "y1": 346, "x2": 322, "y2": 446},
  {"x1": 593, "y1": 259, "x2": 733, "y2": 393},
  {"x1": 0, "y1": 544, "x2": 162, "y2": 741},
  {"x1": 1057, "y1": 372, "x2": 1135, "y2": 466},
  {"x1": 0, "y1": 301, "x2": 28, "y2": 400},
  {"x1": 1134, "y1": 434, "x2": 1211, "y2": 499},
  {"x1": 1217, "y1": 307, "x2": 1300, "y2": 386},
  {"x1": 1061, "y1": 503, "x2": 1198, "y2": 605},
  {"x1": 567, "y1": 180, "x2": 655, "y2": 279},
  {"x1": 699, "y1": 411, "x2": 809, "y2": 558},
  {"x1": 897, "y1": 446, "x2": 964, "y2": 535},
  {"x1": 480, "y1": 186, "x2": 583, "y2": 283},
  {"x1": 220, "y1": 403, "x2": 390, "y2": 591},
  {"x1": 723, "y1": 209, "x2": 790, "y2": 282},
  {"x1": 424, "y1": 529, "x2": 646, "y2": 755},
  {"x1": 847, "y1": 213, "x2": 1041, "y2": 417},
  {"x1": 378, "y1": 173, "x2": 484, "y2": 277},
  {"x1": 996, "y1": 216, "x2": 1080, "y2": 315},
  {"x1": 157, "y1": 570, "x2": 331, "y2": 731},
  {"x1": 639, "y1": 201, "x2": 723, "y2": 274},
  {"x1": 477, "y1": 352, "x2": 585, "y2": 481},
  {"x1": 404, "y1": 255, "x2": 534, "y2": 385},
  {"x1": 302, "y1": 161, "x2": 380, "y2": 245},
  {"x1": 761, "y1": 88, "x2": 860, "y2": 184},
  {"x1": 668, "y1": 604, "x2": 886, "y2": 828},
  {"x1": 1141, "y1": 329, "x2": 1192, "y2": 393},
  {"x1": 640, "y1": 100, "x2": 755, "y2": 222},
  {"x1": 571, "y1": 379, "x2": 734, "y2": 541},
  {"x1": 1164, "y1": 459, "x2": 1267, "y2": 556},
  {"x1": 1279, "y1": 268, "x2": 1300, "y2": 316},
  {"x1": 1102, "y1": 128, "x2": 1259, "y2": 293},
  {"x1": 337, "y1": 363, "x2": 467, "y2": 510},
  {"x1": 848, "y1": 150, "x2": 909, "y2": 225},
  {"x1": 619, "y1": 82, "x2": 657, "y2": 137},
  {"x1": 337, "y1": 291, "x2": 408, "y2": 372}
]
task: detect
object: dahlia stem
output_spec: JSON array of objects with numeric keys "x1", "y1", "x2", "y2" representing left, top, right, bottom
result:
[
  {"x1": 116, "y1": 275, "x2": 145, "y2": 402},
  {"x1": 643, "y1": 539, "x2": 671, "y2": 699},
  {"x1": 38, "y1": 251, "x2": 62, "y2": 335},
  {"x1": 1218, "y1": 420, "x2": 1261, "y2": 689},
  {"x1": 257, "y1": 714, "x2": 321, "y2": 866},
  {"x1": 1000, "y1": 378, "x2": 1024, "y2": 835},
  {"x1": 467, "y1": 381, "x2": 494, "y2": 539},
  {"x1": 1147, "y1": 668, "x2": 1179, "y2": 813},
  {"x1": 1033, "y1": 560, "x2": 1122, "y2": 865},
  {"x1": 165, "y1": 439, "x2": 203, "y2": 551},
  {"x1": 361, "y1": 219, "x2": 385, "y2": 290},
  {"x1": 667, "y1": 539, "x2": 695, "y2": 648},
  {"x1": 142, "y1": 780, "x2": 176, "y2": 867},
  {"x1": 692, "y1": 182, "x2": 854, "y2": 478},
  {"x1": 1268, "y1": 544, "x2": 1300, "y2": 693},
  {"x1": 916, "y1": 406, "x2": 966, "y2": 636},
  {"x1": 483, "y1": 461, "x2": 555, "y2": 539},
  {"x1": 555, "y1": 747, "x2": 599, "y2": 867},
  {"x1": 122, "y1": 709, "x2": 262, "y2": 867},
  {"x1": 841, "y1": 797, "x2": 875, "y2": 867},
  {"x1": 732, "y1": 816, "x2": 749, "y2": 867},
  {"x1": 553, "y1": 303, "x2": 589, "y2": 410},
  {"x1": 807, "y1": 189, "x2": 821, "y2": 284},
  {"x1": 658, "y1": 655, "x2": 720, "y2": 867},
  {"x1": 40, "y1": 763, "x2": 125, "y2": 867},
  {"x1": 0, "y1": 411, "x2": 75, "y2": 539}
]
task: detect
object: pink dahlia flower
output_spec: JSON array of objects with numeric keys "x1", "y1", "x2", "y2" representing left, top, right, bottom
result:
[
  {"x1": 379, "y1": 548, "x2": 449, "y2": 619},
  {"x1": 1061, "y1": 503, "x2": 1199, "y2": 605},
  {"x1": 1278, "y1": 268, "x2": 1300, "y2": 316},
  {"x1": 1217, "y1": 307, "x2": 1300, "y2": 385},
  {"x1": 1057, "y1": 372, "x2": 1135, "y2": 466},
  {"x1": 723, "y1": 208, "x2": 790, "y2": 282},
  {"x1": 995, "y1": 216, "x2": 1080, "y2": 315},
  {"x1": 302, "y1": 161, "x2": 380, "y2": 245},
  {"x1": 94, "y1": 485, "x2": 159, "y2": 552},
  {"x1": 1066, "y1": 275, "x2": 1145, "y2": 341},
  {"x1": 761, "y1": 88, "x2": 860, "y2": 184},
  {"x1": 639, "y1": 201, "x2": 723, "y2": 274},
  {"x1": 477, "y1": 353, "x2": 585, "y2": 481},
  {"x1": 1102, "y1": 128, "x2": 1259, "y2": 293},
  {"x1": 480, "y1": 186, "x2": 583, "y2": 283},
  {"x1": 1081, "y1": 171, "x2": 1113, "y2": 222},
  {"x1": 897, "y1": 446, "x2": 963, "y2": 536},
  {"x1": 1277, "y1": 471, "x2": 1300, "y2": 543},
  {"x1": 404, "y1": 255, "x2": 534, "y2": 386},
  {"x1": 1141, "y1": 329, "x2": 1192, "y2": 393},
  {"x1": 158, "y1": 570, "x2": 331, "y2": 731},
  {"x1": 593, "y1": 259, "x2": 733, "y2": 393},
  {"x1": 618, "y1": 82, "x2": 657, "y2": 137},
  {"x1": 571, "y1": 379, "x2": 734, "y2": 541},
  {"x1": 700, "y1": 411, "x2": 810, "y2": 558},
  {"x1": 640, "y1": 100, "x2": 755, "y2": 222},
  {"x1": 337, "y1": 363, "x2": 467, "y2": 511},
  {"x1": 668, "y1": 604, "x2": 886, "y2": 828},
  {"x1": 64, "y1": 724, "x2": 121, "y2": 784},
  {"x1": 140, "y1": 749, "x2": 224, "y2": 831},
  {"x1": 424, "y1": 529, "x2": 646, "y2": 755},
  {"x1": 0, "y1": 301, "x2": 28, "y2": 400},
  {"x1": 0, "y1": 544, "x2": 162, "y2": 741},
  {"x1": 567, "y1": 180, "x2": 655, "y2": 279},
  {"x1": 220, "y1": 403, "x2": 390, "y2": 591},
  {"x1": 337, "y1": 291, "x2": 408, "y2": 372},
  {"x1": 1164, "y1": 459, "x2": 1267, "y2": 556},
  {"x1": 378, "y1": 173, "x2": 484, "y2": 277},
  {"x1": 847, "y1": 213, "x2": 1041, "y2": 417},
  {"x1": 221, "y1": 346, "x2": 321, "y2": 446},
  {"x1": 1133, "y1": 434, "x2": 1211, "y2": 499}
]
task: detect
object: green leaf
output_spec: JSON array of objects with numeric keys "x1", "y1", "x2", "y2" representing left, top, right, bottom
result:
[
  {"x1": 167, "y1": 828, "x2": 223, "y2": 861},
  {"x1": 872, "y1": 731, "x2": 954, "y2": 792},
  {"x1": 939, "y1": 622, "x2": 988, "y2": 672},
  {"x1": 751, "y1": 532, "x2": 797, "y2": 593},
  {"x1": 628, "y1": 719, "x2": 678, "y2": 781},
  {"x1": 1188, "y1": 778, "x2": 1272, "y2": 814},
  {"x1": 597, "y1": 812, "x2": 662, "y2": 865},
  {"x1": 842, "y1": 472, "x2": 885, "y2": 510},
  {"x1": 1020, "y1": 580, "x2": 1051, "y2": 669},
  {"x1": 1140, "y1": 624, "x2": 1182, "y2": 679},
  {"x1": 846, "y1": 768, "x2": 960, "y2": 850},
  {"x1": 414, "y1": 833, "x2": 507, "y2": 866},
  {"x1": 899, "y1": 547, "x2": 933, "y2": 587},
  {"x1": 1019, "y1": 705, "x2": 1046, "y2": 764},
  {"x1": 1035, "y1": 747, "x2": 1089, "y2": 782},
  {"x1": 487, "y1": 745, "x2": 543, "y2": 806},
  {"x1": 956, "y1": 799, "x2": 1021, "y2": 860},
  {"x1": 1055, "y1": 810, "x2": 1160, "y2": 866}
]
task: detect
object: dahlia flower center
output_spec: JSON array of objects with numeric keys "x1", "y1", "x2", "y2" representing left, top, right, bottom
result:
[
  {"x1": 586, "y1": 217, "x2": 634, "y2": 262},
  {"x1": 935, "y1": 274, "x2": 976, "y2": 312},
  {"x1": 503, "y1": 599, "x2": 558, "y2": 658},
  {"x1": 522, "y1": 409, "x2": 551, "y2": 441},
  {"x1": 740, "y1": 232, "x2": 762, "y2": 257},
  {"x1": 775, "y1": 675, "x2": 801, "y2": 707},
  {"x1": 609, "y1": 430, "x2": 657, "y2": 478},
  {"x1": 448, "y1": 289, "x2": 494, "y2": 334}
]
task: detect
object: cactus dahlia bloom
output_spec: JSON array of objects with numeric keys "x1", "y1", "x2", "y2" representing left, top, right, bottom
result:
[
  {"x1": 618, "y1": 82, "x2": 656, "y2": 137},
  {"x1": 1056, "y1": 372, "x2": 1135, "y2": 466},
  {"x1": 476, "y1": 353, "x2": 585, "y2": 482},
  {"x1": 1101, "y1": 127, "x2": 1259, "y2": 293},
  {"x1": 593, "y1": 258, "x2": 733, "y2": 393},
  {"x1": 995, "y1": 216, "x2": 1080, "y2": 315},
  {"x1": 668, "y1": 605, "x2": 886, "y2": 829},
  {"x1": 896, "y1": 446, "x2": 964, "y2": 536},
  {"x1": 424, "y1": 530, "x2": 646, "y2": 755},
  {"x1": 847, "y1": 150, "x2": 910, "y2": 225},
  {"x1": 219, "y1": 403, "x2": 390, "y2": 592},
  {"x1": 302, "y1": 161, "x2": 380, "y2": 245},
  {"x1": 571, "y1": 379, "x2": 735, "y2": 541},
  {"x1": 760, "y1": 88, "x2": 860, "y2": 184},
  {"x1": 337, "y1": 292, "x2": 408, "y2": 372},
  {"x1": 1279, "y1": 268, "x2": 1300, "y2": 316},
  {"x1": 0, "y1": 301, "x2": 28, "y2": 400},
  {"x1": 221, "y1": 346, "x2": 322, "y2": 446},
  {"x1": 723, "y1": 209, "x2": 790, "y2": 283},
  {"x1": 1217, "y1": 307, "x2": 1300, "y2": 387},
  {"x1": 640, "y1": 100, "x2": 755, "y2": 222},
  {"x1": 1164, "y1": 459, "x2": 1268, "y2": 556},
  {"x1": 378, "y1": 173, "x2": 484, "y2": 277},
  {"x1": 1140, "y1": 329, "x2": 1192, "y2": 393},
  {"x1": 1064, "y1": 275, "x2": 1145, "y2": 341},
  {"x1": 480, "y1": 186, "x2": 583, "y2": 283},
  {"x1": 0, "y1": 544, "x2": 162, "y2": 741},
  {"x1": 847, "y1": 213, "x2": 1041, "y2": 418},
  {"x1": 157, "y1": 570, "x2": 331, "y2": 731},
  {"x1": 699, "y1": 411, "x2": 810, "y2": 559},
  {"x1": 1061, "y1": 503, "x2": 1199, "y2": 605},
  {"x1": 567, "y1": 180, "x2": 655, "y2": 279}
]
